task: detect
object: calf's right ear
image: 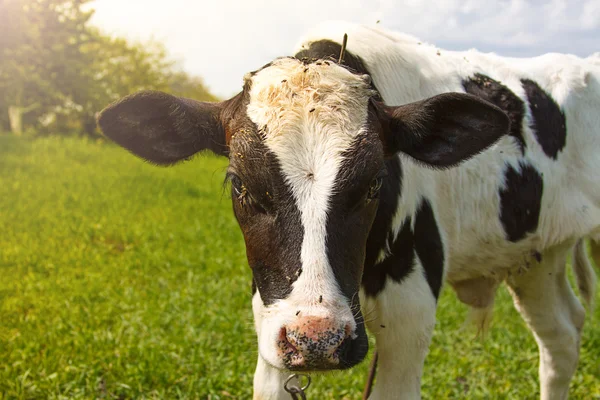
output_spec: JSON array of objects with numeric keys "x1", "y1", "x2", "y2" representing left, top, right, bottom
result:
[
  {"x1": 97, "y1": 91, "x2": 229, "y2": 164},
  {"x1": 378, "y1": 92, "x2": 510, "y2": 167}
]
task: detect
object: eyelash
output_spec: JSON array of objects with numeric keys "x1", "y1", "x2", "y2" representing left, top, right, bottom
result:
[
  {"x1": 235, "y1": 184, "x2": 250, "y2": 205},
  {"x1": 229, "y1": 176, "x2": 250, "y2": 206}
]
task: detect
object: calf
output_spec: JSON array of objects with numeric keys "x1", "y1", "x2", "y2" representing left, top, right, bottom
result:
[{"x1": 98, "y1": 22, "x2": 599, "y2": 400}]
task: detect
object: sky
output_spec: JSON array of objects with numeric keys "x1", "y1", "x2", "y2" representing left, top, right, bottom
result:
[{"x1": 90, "y1": 0, "x2": 600, "y2": 98}]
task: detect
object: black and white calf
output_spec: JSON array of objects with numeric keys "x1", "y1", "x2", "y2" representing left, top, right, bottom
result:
[{"x1": 98, "y1": 22, "x2": 599, "y2": 400}]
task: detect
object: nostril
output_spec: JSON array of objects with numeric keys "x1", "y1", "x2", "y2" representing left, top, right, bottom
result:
[
  {"x1": 279, "y1": 326, "x2": 298, "y2": 353},
  {"x1": 278, "y1": 326, "x2": 287, "y2": 341}
]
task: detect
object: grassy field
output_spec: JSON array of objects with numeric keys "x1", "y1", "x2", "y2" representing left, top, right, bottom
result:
[{"x1": 0, "y1": 136, "x2": 598, "y2": 399}]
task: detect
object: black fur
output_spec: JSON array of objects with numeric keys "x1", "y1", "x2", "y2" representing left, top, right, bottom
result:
[
  {"x1": 97, "y1": 91, "x2": 228, "y2": 163},
  {"x1": 295, "y1": 39, "x2": 370, "y2": 75},
  {"x1": 294, "y1": 39, "x2": 382, "y2": 100},
  {"x1": 362, "y1": 216, "x2": 415, "y2": 297},
  {"x1": 414, "y1": 199, "x2": 444, "y2": 299},
  {"x1": 227, "y1": 106, "x2": 304, "y2": 306},
  {"x1": 381, "y1": 93, "x2": 510, "y2": 167},
  {"x1": 499, "y1": 162, "x2": 544, "y2": 242},
  {"x1": 322, "y1": 129, "x2": 385, "y2": 368},
  {"x1": 326, "y1": 131, "x2": 385, "y2": 301},
  {"x1": 362, "y1": 198, "x2": 444, "y2": 300},
  {"x1": 361, "y1": 157, "x2": 407, "y2": 296},
  {"x1": 463, "y1": 74, "x2": 526, "y2": 154},
  {"x1": 521, "y1": 78, "x2": 567, "y2": 159}
]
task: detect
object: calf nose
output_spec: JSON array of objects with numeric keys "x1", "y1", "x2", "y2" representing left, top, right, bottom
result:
[{"x1": 278, "y1": 316, "x2": 352, "y2": 370}]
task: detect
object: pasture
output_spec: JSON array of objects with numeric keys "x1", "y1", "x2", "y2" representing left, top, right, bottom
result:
[{"x1": 1, "y1": 136, "x2": 599, "y2": 399}]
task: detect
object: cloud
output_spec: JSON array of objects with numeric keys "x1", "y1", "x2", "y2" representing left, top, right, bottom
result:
[
  {"x1": 90, "y1": 0, "x2": 599, "y2": 98},
  {"x1": 581, "y1": 0, "x2": 600, "y2": 29}
]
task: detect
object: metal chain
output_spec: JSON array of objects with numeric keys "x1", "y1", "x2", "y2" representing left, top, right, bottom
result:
[
  {"x1": 284, "y1": 374, "x2": 311, "y2": 400},
  {"x1": 281, "y1": 352, "x2": 377, "y2": 400}
]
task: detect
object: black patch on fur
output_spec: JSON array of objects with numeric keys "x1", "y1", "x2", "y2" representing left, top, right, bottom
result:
[
  {"x1": 462, "y1": 73, "x2": 526, "y2": 154},
  {"x1": 361, "y1": 156, "x2": 410, "y2": 297},
  {"x1": 227, "y1": 92, "x2": 303, "y2": 306},
  {"x1": 362, "y1": 188, "x2": 444, "y2": 299},
  {"x1": 327, "y1": 131, "x2": 385, "y2": 301},
  {"x1": 362, "y1": 216, "x2": 414, "y2": 297},
  {"x1": 521, "y1": 79, "x2": 567, "y2": 159},
  {"x1": 294, "y1": 40, "x2": 382, "y2": 100},
  {"x1": 499, "y1": 162, "x2": 544, "y2": 242},
  {"x1": 413, "y1": 199, "x2": 444, "y2": 299},
  {"x1": 320, "y1": 130, "x2": 386, "y2": 370}
]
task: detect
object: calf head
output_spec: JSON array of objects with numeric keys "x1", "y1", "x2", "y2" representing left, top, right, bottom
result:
[{"x1": 98, "y1": 57, "x2": 509, "y2": 371}]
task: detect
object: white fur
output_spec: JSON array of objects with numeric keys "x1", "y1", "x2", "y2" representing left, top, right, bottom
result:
[
  {"x1": 252, "y1": 292, "x2": 291, "y2": 400},
  {"x1": 246, "y1": 58, "x2": 372, "y2": 371},
  {"x1": 293, "y1": 22, "x2": 600, "y2": 398},
  {"x1": 360, "y1": 265, "x2": 437, "y2": 400}
]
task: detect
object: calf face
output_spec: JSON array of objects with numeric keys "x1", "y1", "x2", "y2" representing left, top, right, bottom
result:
[{"x1": 98, "y1": 57, "x2": 509, "y2": 371}]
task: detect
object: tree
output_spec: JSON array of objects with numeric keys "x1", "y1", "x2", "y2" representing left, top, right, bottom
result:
[
  {"x1": 0, "y1": 0, "x2": 94, "y2": 134},
  {"x1": 166, "y1": 69, "x2": 218, "y2": 103},
  {"x1": 69, "y1": 33, "x2": 171, "y2": 135},
  {"x1": 0, "y1": 0, "x2": 217, "y2": 136}
]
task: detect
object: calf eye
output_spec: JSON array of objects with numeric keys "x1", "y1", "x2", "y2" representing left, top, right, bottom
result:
[
  {"x1": 230, "y1": 175, "x2": 251, "y2": 206},
  {"x1": 367, "y1": 177, "x2": 383, "y2": 202}
]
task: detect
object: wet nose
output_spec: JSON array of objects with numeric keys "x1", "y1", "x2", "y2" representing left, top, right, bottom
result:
[{"x1": 278, "y1": 316, "x2": 353, "y2": 370}]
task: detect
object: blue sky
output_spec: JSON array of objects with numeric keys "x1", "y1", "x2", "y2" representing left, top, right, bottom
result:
[{"x1": 90, "y1": 0, "x2": 600, "y2": 98}]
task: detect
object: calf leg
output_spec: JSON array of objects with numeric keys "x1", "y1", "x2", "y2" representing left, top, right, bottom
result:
[
  {"x1": 361, "y1": 267, "x2": 437, "y2": 400},
  {"x1": 506, "y1": 245, "x2": 586, "y2": 400}
]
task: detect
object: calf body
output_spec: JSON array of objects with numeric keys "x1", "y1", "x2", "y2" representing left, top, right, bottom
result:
[
  {"x1": 98, "y1": 22, "x2": 599, "y2": 400},
  {"x1": 295, "y1": 22, "x2": 600, "y2": 400}
]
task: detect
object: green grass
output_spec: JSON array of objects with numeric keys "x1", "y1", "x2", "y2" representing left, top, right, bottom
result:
[{"x1": 0, "y1": 135, "x2": 598, "y2": 399}]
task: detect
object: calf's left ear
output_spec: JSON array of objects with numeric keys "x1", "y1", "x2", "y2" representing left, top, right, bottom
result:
[{"x1": 379, "y1": 93, "x2": 510, "y2": 167}]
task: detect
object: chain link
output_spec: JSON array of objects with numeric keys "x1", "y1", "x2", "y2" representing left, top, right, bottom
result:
[{"x1": 283, "y1": 374, "x2": 311, "y2": 400}]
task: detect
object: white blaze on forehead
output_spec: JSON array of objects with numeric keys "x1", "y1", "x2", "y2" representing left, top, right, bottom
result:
[{"x1": 246, "y1": 57, "x2": 373, "y2": 306}]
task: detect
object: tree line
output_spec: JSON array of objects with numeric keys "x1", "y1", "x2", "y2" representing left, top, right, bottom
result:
[{"x1": 0, "y1": 0, "x2": 217, "y2": 136}]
